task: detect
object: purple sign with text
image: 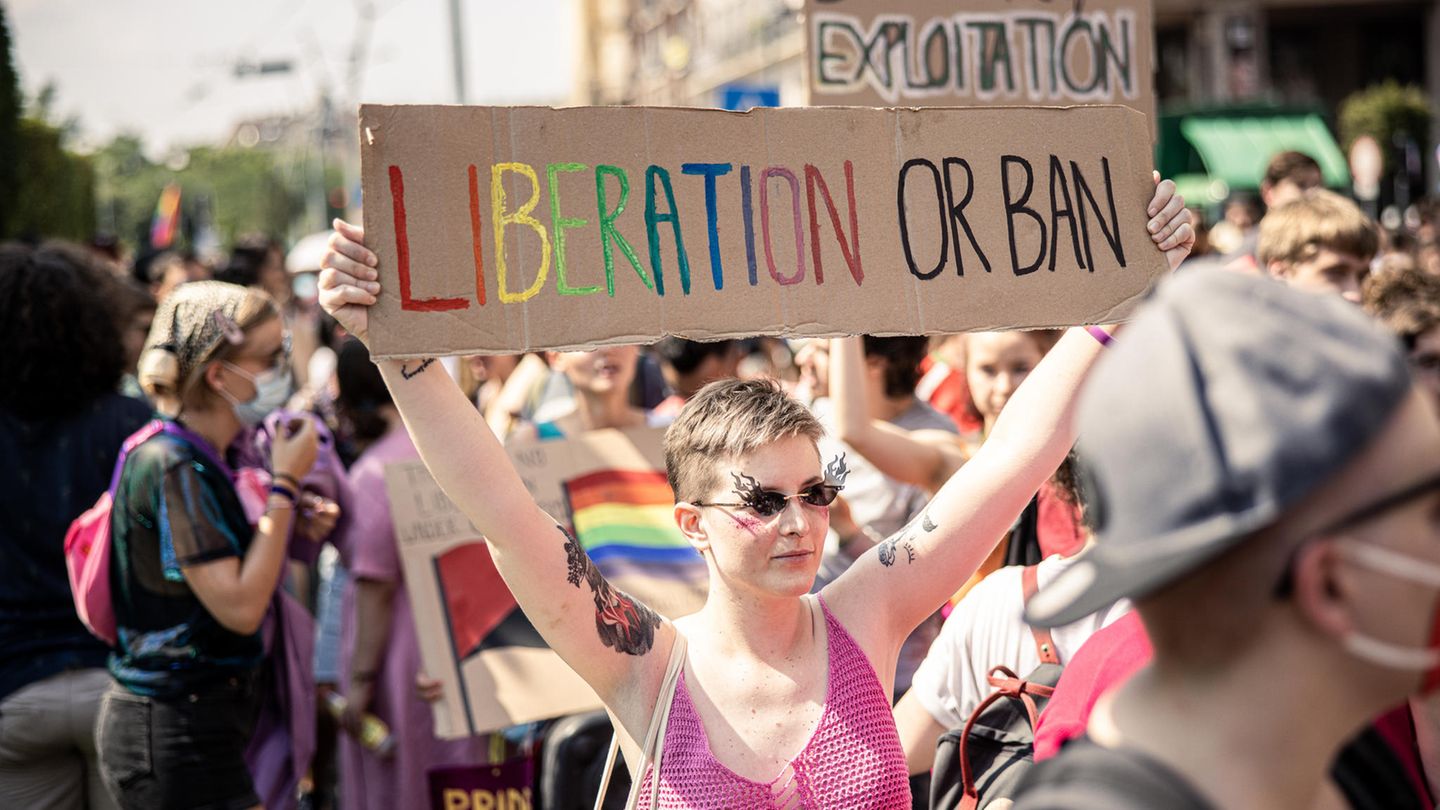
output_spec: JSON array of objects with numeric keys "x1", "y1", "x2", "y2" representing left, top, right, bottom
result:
[{"x1": 429, "y1": 758, "x2": 533, "y2": 810}]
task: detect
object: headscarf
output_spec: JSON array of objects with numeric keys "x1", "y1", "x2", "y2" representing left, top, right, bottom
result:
[{"x1": 138, "y1": 281, "x2": 272, "y2": 399}]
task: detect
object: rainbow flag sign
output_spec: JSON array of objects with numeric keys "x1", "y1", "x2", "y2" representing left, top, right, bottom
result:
[
  {"x1": 516, "y1": 428, "x2": 707, "y2": 620},
  {"x1": 387, "y1": 427, "x2": 706, "y2": 738},
  {"x1": 150, "y1": 183, "x2": 182, "y2": 249},
  {"x1": 565, "y1": 468, "x2": 707, "y2": 616}
]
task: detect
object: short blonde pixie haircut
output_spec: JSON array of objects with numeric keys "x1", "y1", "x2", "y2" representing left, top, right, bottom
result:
[
  {"x1": 664, "y1": 378, "x2": 825, "y2": 503},
  {"x1": 1258, "y1": 189, "x2": 1378, "y2": 267}
]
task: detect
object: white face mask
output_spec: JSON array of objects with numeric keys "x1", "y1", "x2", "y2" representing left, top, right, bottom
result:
[
  {"x1": 1337, "y1": 542, "x2": 1440, "y2": 693},
  {"x1": 219, "y1": 361, "x2": 293, "y2": 426}
]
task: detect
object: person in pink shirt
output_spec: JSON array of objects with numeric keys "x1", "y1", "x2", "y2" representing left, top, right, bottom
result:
[{"x1": 315, "y1": 177, "x2": 1192, "y2": 807}]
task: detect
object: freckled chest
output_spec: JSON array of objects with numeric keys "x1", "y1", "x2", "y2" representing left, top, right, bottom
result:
[{"x1": 684, "y1": 652, "x2": 830, "y2": 781}]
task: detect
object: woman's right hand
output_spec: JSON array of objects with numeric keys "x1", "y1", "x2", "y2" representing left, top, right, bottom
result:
[
  {"x1": 271, "y1": 417, "x2": 319, "y2": 482},
  {"x1": 318, "y1": 218, "x2": 380, "y2": 346}
]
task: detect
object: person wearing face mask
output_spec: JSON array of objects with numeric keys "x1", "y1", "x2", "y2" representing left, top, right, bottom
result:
[
  {"x1": 95, "y1": 282, "x2": 319, "y2": 810},
  {"x1": 1011, "y1": 268, "x2": 1440, "y2": 810}
]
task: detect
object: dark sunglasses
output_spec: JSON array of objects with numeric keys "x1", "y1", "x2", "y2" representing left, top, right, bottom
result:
[{"x1": 695, "y1": 483, "x2": 844, "y2": 518}]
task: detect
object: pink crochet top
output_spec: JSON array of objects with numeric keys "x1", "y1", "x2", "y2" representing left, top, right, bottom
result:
[{"x1": 636, "y1": 595, "x2": 911, "y2": 808}]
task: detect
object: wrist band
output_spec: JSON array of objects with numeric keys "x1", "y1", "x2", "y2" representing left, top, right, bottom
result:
[
  {"x1": 268, "y1": 483, "x2": 299, "y2": 506},
  {"x1": 1085, "y1": 325, "x2": 1115, "y2": 347},
  {"x1": 274, "y1": 471, "x2": 302, "y2": 490}
]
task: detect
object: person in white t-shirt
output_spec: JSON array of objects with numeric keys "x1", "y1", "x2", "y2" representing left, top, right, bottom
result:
[{"x1": 893, "y1": 464, "x2": 1129, "y2": 774}]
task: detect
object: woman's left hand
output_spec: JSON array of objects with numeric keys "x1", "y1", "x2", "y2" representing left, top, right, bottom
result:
[
  {"x1": 416, "y1": 672, "x2": 445, "y2": 703},
  {"x1": 1146, "y1": 172, "x2": 1195, "y2": 271},
  {"x1": 340, "y1": 680, "x2": 374, "y2": 737},
  {"x1": 296, "y1": 494, "x2": 342, "y2": 543}
]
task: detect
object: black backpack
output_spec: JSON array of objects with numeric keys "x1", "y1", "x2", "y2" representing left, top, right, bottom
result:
[{"x1": 930, "y1": 565, "x2": 1062, "y2": 810}]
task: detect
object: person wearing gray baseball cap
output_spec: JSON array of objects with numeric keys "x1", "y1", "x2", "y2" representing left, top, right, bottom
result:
[{"x1": 1010, "y1": 267, "x2": 1440, "y2": 810}]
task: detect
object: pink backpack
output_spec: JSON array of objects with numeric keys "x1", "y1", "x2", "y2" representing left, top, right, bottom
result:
[{"x1": 64, "y1": 420, "x2": 165, "y2": 647}]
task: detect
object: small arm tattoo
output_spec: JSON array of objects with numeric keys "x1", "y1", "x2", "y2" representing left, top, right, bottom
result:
[
  {"x1": 559, "y1": 525, "x2": 660, "y2": 655},
  {"x1": 878, "y1": 514, "x2": 925, "y2": 567},
  {"x1": 400, "y1": 358, "x2": 437, "y2": 380}
]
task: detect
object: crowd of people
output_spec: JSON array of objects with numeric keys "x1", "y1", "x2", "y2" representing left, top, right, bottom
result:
[{"x1": 0, "y1": 148, "x2": 1438, "y2": 810}]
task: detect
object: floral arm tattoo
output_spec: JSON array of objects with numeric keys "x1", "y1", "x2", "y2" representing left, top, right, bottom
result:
[{"x1": 560, "y1": 525, "x2": 660, "y2": 655}]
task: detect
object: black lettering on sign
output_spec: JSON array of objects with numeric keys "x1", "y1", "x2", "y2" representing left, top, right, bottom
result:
[
  {"x1": 1001, "y1": 155, "x2": 1047, "y2": 276},
  {"x1": 1048, "y1": 154, "x2": 1084, "y2": 272},
  {"x1": 942, "y1": 157, "x2": 991, "y2": 275},
  {"x1": 1071, "y1": 157, "x2": 1127, "y2": 271},
  {"x1": 897, "y1": 158, "x2": 948, "y2": 280}
]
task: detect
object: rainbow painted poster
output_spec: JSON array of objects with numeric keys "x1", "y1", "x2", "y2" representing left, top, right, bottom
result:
[
  {"x1": 385, "y1": 427, "x2": 705, "y2": 738},
  {"x1": 359, "y1": 104, "x2": 1165, "y2": 358}
]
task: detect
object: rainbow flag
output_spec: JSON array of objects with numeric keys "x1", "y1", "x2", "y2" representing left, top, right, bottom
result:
[
  {"x1": 150, "y1": 183, "x2": 182, "y2": 249},
  {"x1": 563, "y1": 469, "x2": 707, "y2": 617}
]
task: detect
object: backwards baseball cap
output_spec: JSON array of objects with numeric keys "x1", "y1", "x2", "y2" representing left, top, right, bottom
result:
[{"x1": 1026, "y1": 269, "x2": 1413, "y2": 628}]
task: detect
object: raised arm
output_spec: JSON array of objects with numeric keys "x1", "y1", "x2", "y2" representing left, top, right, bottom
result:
[
  {"x1": 830, "y1": 336, "x2": 968, "y2": 494},
  {"x1": 824, "y1": 178, "x2": 1193, "y2": 654},
  {"x1": 317, "y1": 221, "x2": 672, "y2": 730}
]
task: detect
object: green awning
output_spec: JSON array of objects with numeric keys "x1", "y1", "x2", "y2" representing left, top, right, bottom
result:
[{"x1": 1179, "y1": 114, "x2": 1350, "y2": 194}]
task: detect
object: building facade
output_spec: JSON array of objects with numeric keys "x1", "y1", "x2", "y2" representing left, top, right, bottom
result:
[{"x1": 575, "y1": 0, "x2": 1439, "y2": 193}]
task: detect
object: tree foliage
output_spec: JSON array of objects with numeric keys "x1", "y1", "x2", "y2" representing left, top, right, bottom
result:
[
  {"x1": 0, "y1": 4, "x2": 24, "y2": 238},
  {"x1": 9, "y1": 117, "x2": 95, "y2": 241},
  {"x1": 1339, "y1": 81, "x2": 1431, "y2": 170},
  {"x1": 0, "y1": 16, "x2": 96, "y2": 243},
  {"x1": 94, "y1": 136, "x2": 306, "y2": 254}
]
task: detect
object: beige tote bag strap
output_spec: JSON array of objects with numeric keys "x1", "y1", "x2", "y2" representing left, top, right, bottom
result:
[
  {"x1": 594, "y1": 733, "x2": 622, "y2": 810},
  {"x1": 593, "y1": 631, "x2": 689, "y2": 810}
]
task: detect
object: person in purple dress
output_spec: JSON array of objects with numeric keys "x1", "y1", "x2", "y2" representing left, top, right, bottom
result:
[{"x1": 333, "y1": 338, "x2": 487, "y2": 810}]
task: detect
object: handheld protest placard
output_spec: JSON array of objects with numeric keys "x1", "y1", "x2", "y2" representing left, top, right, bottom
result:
[
  {"x1": 360, "y1": 104, "x2": 1162, "y2": 359},
  {"x1": 804, "y1": 0, "x2": 1154, "y2": 121},
  {"x1": 388, "y1": 427, "x2": 704, "y2": 738}
]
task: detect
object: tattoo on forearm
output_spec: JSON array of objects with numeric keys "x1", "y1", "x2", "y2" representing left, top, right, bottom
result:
[
  {"x1": 400, "y1": 358, "x2": 436, "y2": 380},
  {"x1": 560, "y1": 525, "x2": 660, "y2": 655}
]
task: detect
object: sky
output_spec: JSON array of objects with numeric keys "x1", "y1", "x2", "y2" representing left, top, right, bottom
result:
[{"x1": 8, "y1": 0, "x2": 577, "y2": 155}]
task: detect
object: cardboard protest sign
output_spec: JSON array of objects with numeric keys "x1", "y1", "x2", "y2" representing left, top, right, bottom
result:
[
  {"x1": 386, "y1": 427, "x2": 705, "y2": 738},
  {"x1": 804, "y1": 0, "x2": 1154, "y2": 121},
  {"x1": 359, "y1": 104, "x2": 1163, "y2": 358},
  {"x1": 511, "y1": 427, "x2": 707, "y2": 620}
]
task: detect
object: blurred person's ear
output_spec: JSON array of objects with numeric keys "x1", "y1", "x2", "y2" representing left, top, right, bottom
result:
[{"x1": 1290, "y1": 539, "x2": 1354, "y2": 641}]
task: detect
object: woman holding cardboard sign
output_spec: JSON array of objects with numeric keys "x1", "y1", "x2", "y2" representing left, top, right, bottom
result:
[{"x1": 317, "y1": 177, "x2": 1191, "y2": 808}]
